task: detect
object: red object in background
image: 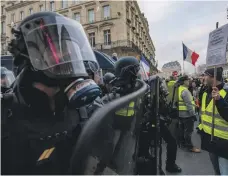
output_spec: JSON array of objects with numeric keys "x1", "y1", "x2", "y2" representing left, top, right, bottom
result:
[
  {"x1": 191, "y1": 52, "x2": 199, "y2": 66},
  {"x1": 195, "y1": 98, "x2": 200, "y2": 108},
  {"x1": 172, "y1": 71, "x2": 178, "y2": 76}
]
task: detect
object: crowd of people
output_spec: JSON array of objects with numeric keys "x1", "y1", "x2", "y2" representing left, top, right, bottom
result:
[{"x1": 165, "y1": 68, "x2": 228, "y2": 175}]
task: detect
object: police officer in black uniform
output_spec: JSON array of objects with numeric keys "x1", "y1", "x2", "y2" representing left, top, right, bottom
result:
[
  {"x1": 158, "y1": 79, "x2": 182, "y2": 173},
  {"x1": 102, "y1": 57, "x2": 140, "y2": 103},
  {"x1": 102, "y1": 72, "x2": 115, "y2": 95},
  {"x1": 143, "y1": 76, "x2": 181, "y2": 174},
  {"x1": 2, "y1": 12, "x2": 101, "y2": 174},
  {"x1": 98, "y1": 56, "x2": 140, "y2": 174}
]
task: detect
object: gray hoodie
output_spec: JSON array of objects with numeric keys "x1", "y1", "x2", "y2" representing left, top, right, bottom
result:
[{"x1": 179, "y1": 88, "x2": 196, "y2": 118}]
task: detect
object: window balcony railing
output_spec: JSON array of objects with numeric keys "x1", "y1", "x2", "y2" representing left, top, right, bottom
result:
[
  {"x1": 92, "y1": 40, "x2": 142, "y2": 54},
  {"x1": 91, "y1": 40, "x2": 156, "y2": 68}
]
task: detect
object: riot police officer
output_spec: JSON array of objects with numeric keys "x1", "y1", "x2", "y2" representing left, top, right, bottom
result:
[
  {"x1": 102, "y1": 72, "x2": 115, "y2": 95},
  {"x1": 94, "y1": 57, "x2": 140, "y2": 174},
  {"x1": 144, "y1": 76, "x2": 182, "y2": 173},
  {"x1": 2, "y1": 12, "x2": 101, "y2": 174},
  {"x1": 102, "y1": 56, "x2": 140, "y2": 103},
  {"x1": 158, "y1": 78, "x2": 182, "y2": 173}
]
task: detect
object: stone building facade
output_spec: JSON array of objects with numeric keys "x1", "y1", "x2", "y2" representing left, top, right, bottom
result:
[{"x1": 1, "y1": 0, "x2": 156, "y2": 67}]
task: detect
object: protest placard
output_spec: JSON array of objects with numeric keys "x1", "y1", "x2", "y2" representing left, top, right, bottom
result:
[{"x1": 206, "y1": 23, "x2": 228, "y2": 67}]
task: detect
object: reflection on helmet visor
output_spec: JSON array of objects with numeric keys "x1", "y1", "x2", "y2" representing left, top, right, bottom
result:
[
  {"x1": 1, "y1": 69, "x2": 15, "y2": 88},
  {"x1": 21, "y1": 16, "x2": 99, "y2": 77}
]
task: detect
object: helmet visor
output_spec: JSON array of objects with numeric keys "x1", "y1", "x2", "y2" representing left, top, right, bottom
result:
[
  {"x1": 1, "y1": 67, "x2": 15, "y2": 88},
  {"x1": 20, "y1": 15, "x2": 99, "y2": 78}
]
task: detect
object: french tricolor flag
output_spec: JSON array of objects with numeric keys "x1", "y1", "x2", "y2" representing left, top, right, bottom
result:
[
  {"x1": 140, "y1": 55, "x2": 150, "y2": 76},
  {"x1": 183, "y1": 43, "x2": 199, "y2": 66}
]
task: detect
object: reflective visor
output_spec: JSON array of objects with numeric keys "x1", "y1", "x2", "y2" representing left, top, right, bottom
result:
[
  {"x1": 1, "y1": 67, "x2": 15, "y2": 88},
  {"x1": 20, "y1": 15, "x2": 99, "y2": 78}
]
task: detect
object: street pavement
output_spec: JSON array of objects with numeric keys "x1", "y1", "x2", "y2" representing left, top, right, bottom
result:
[
  {"x1": 162, "y1": 121, "x2": 215, "y2": 175},
  {"x1": 100, "y1": 121, "x2": 215, "y2": 175}
]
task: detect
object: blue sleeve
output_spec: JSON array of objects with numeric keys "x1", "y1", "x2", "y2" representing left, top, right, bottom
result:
[{"x1": 215, "y1": 97, "x2": 228, "y2": 122}]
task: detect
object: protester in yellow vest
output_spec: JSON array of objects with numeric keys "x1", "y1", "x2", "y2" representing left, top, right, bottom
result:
[
  {"x1": 198, "y1": 67, "x2": 228, "y2": 175},
  {"x1": 167, "y1": 76, "x2": 177, "y2": 104},
  {"x1": 177, "y1": 75, "x2": 201, "y2": 153}
]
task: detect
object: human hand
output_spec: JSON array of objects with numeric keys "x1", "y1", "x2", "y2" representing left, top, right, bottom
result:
[{"x1": 212, "y1": 87, "x2": 220, "y2": 100}]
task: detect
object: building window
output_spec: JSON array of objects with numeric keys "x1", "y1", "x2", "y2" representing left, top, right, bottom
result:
[
  {"x1": 88, "y1": 9, "x2": 95, "y2": 23},
  {"x1": 2, "y1": 43, "x2": 6, "y2": 53},
  {"x1": 20, "y1": 11, "x2": 24, "y2": 20},
  {"x1": 104, "y1": 30, "x2": 111, "y2": 45},
  {"x1": 103, "y1": 5, "x2": 110, "y2": 19},
  {"x1": 72, "y1": 0, "x2": 79, "y2": 4},
  {"x1": 89, "y1": 32, "x2": 96, "y2": 47},
  {"x1": 135, "y1": 20, "x2": 137, "y2": 30},
  {"x1": 126, "y1": 9, "x2": 129, "y2": 19},
  {"x1": 40, "y1": 5, "x2": 44, "y2": 12},
  {"x1": 61, "y1": 0, "x2": 68, "y2": 8},
  {"x1": 1, "y1": 6, "x2": 4, "y2": 15},
  {"x1": 73, "y1": 13, "x2": 80, "y2": 22},
  {"x1": 50, "y1": 1, "x2": 55, "y2": 11},
  {"x1": 11, "y1": 13, "x2": 15, "y2": 22},
  {"x1": 1, "y1": 21, "x2": 5, "y2": 34},
  {"x1": 29, "y1": 8, "x2": 33, "y2": 15}
]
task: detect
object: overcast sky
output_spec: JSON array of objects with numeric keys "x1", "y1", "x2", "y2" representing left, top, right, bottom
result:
[{"x1": 138, "y1": 1, "x2": 228, "y2": 73}]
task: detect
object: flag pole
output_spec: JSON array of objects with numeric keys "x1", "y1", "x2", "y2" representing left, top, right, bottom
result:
[
  {"x1": 211, "y1": 22, "x2": 219, "y2": 142},
  {"x1": 194, "y1": 51, "x2": 197, "y2": 75}
]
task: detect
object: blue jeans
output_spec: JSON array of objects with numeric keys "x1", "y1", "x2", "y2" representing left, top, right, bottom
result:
[
  {"x1": 209, "y1": 153, "x2": 228, "y2": 175},
  {"x1": 218, "y1": 156, "x2": 228, "y2": 176},
  {"x1": 209, "y1": 153, "x2": 220, "y2": 175}
]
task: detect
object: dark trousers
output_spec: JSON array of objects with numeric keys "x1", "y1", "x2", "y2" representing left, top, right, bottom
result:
[
  {"x1": 209, "y1": 153, "x2": 221, "y2": 175},
  {"x1": 160, "y1": 120, "x2": 177, "y2": 165},
  {"x1": 179, "y1": 117, "x2": 195, "y2": 149}
]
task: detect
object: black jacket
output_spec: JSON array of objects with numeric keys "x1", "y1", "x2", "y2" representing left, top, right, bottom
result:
[
  {"x1": 2, "y1": 70, "x2": 81, "y2": 174},
  {"x1": 200, "y1": 83, "x2": 228, "y2": 159},
  {"x1": 198, "y1": 84, "x2": 207, "y2": 107},
  {"x1": 1, "y1": 91, "x2": 82, "y2": 174}
]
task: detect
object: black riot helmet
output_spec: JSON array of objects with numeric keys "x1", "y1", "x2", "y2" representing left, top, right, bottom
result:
[
  {"x1": 8, "y1": 12, "x2": 99, "y2": 79},
  {"x1": 113, "y1": 56, "x2": 140, "y2": 91},
  {"x1": 103, "y1": 72, "x2": 115, "y2": 85},
  {"x1": 115, "y1": 56, "x2": 140, "y2": 80}
]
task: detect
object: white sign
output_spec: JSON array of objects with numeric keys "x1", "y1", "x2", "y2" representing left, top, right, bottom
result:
[{"x1": 206, "y1": 23, "x2": 228, "y2": 67}]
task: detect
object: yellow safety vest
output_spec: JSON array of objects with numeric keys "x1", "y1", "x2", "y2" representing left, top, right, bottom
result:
[
  {"x1": 168, "y1": 80, "x2": 176, "y2": 87},
  {"x1": 198, "y1": 89, "x2": 228, "y2": 140},
  {"x1": 167, "y1": 80, "x2": 176, "y2": 103},
  {"x1": 115, "y1": 101, "x2": 135, "y2": 117},
  {"x1": 178, "y1": 85, "x2": 195, "y2": 111}
]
